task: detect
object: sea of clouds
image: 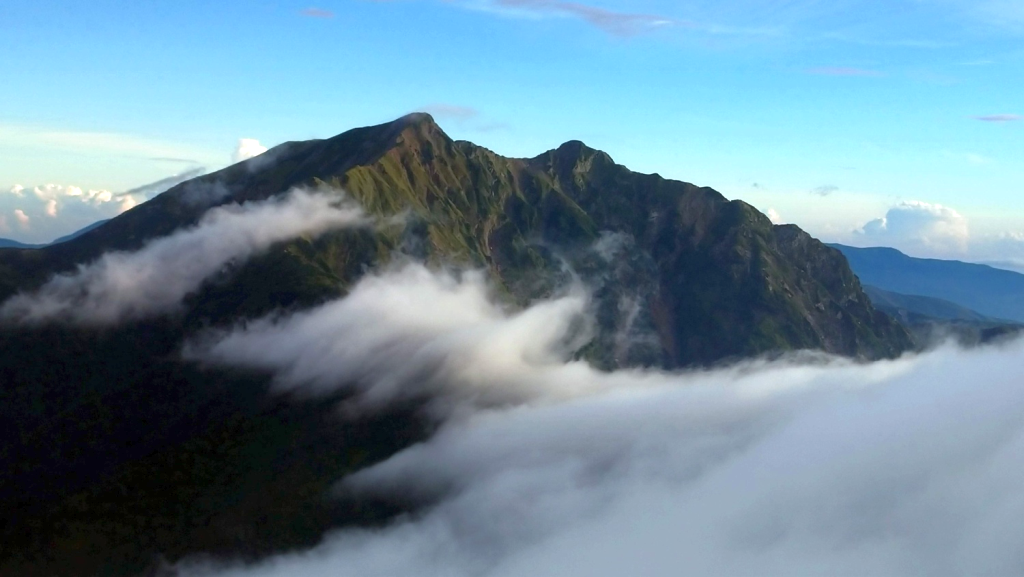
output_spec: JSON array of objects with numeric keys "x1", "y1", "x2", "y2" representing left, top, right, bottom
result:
[
  {"x1": 179, "y1": 262, "x2": 1024, "y2": 577},
  {"x1": 4, "y1": 185, "x2": 1023, "y2": 577}
]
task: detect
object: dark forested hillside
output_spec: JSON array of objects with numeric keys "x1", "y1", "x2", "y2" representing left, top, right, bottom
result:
[{"x1": 0, "y1": 114, "x2": 912, "y2": 575}]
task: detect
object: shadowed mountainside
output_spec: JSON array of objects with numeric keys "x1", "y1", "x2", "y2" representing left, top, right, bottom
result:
[{"x1": 0, "y1": 114, "x2": 912, "y2": 575}]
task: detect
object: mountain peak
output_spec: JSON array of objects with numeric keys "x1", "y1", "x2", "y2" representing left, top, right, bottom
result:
[
  {"x1": 366, "y1": 112, "x2": 452, "y2": 151},
  {"x1": 347, "y1": 112, "x2": 445, "y2": 141},
  {"x1": 323, "y1": 112, "x2": 446, "y2": 149},
  {"x1": 531, "y1": 139, "x2": 615, "y2": 175},
  {"x1": 393, "y1": 112, "x2": 439, "y2": 130},
  {"x1": 555, "y1": 139, "x2": 599, "y2": 157}
]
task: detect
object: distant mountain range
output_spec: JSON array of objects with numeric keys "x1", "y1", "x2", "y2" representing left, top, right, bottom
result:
[
  {"x1": 0, "y1": 219, "x2": 109, "y2": 249},
  {"x1": 862, "y1": 285, "x2": 999, "y2": 324},
  {"x1": 830, "y1": 244, "x2": 1024, "y2": 323}
]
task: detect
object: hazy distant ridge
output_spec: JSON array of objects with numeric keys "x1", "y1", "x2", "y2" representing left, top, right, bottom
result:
[{"x1": 831, "y1": 244, "x2": 1024, "y2": 323}]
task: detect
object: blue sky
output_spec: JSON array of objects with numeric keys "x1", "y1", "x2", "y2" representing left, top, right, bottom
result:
[{"x1": 2, "y1": 0, "x2": 1023, "y2": 265}]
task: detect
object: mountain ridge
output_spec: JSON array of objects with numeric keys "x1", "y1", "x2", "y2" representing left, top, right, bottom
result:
[
  {"x1": 0, "y1": 114, "x2": 917, "y2": 574},
  {"x1": 0, "y1": 114, "x2": 912, "y2": 367},
  {"x1": 830, "y1": 243, "x2": 1024, "y2": 323}
]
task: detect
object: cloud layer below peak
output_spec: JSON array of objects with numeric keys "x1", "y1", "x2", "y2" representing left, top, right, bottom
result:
[{"x1": 179, "y1": 261, "x2": 1024, "y2": 577}]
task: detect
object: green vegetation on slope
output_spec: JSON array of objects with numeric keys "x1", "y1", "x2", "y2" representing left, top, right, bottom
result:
[{"x1": 0, "y1": 113, "x2": 913, "y2": 575}]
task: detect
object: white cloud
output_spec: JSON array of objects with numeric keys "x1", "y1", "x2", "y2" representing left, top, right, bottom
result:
[
  {"x1": 0, "y1": 123, "x2": 223, "y2": 164},
  {"x1": 0, "y1": 189, "x2": 368, "y2": 326},
  {"x1": 0, "y1": 169, "x2": 209, "y2": 244},
  {"x1": 180, "y1": 263, "x2": 1024, "y2": 577},
  {"x1": 13, "y1": 209, "x2": 30, "y2": 229},
  {"x1": 962, "y1": 231, "x2": 1024, "y2": 271},
  {"x1": 188, "y1": 263, "x2": 597, "y2": 412},
  {"x1": 119, "y1": 194, "x2": 139, "y2": 213},
  {"x1": 26, "y1": 183, "x2": 117, "y2": 208},
  {"x1": 856, "y1": 200, "x2": 970, "y2": 255},
  {"x1": 233, "y1": 138, "x2": 268, "y2": 163},
  {"x1": 766, "y1": 207, "x2": 783, "y2": 224}
]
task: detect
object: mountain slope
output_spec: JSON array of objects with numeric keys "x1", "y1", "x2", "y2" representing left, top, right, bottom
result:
[
  {"x1": 0, "y1": 114, "x2": 913, "y2": 574},
  {"x1": 49, "y1": 218, "x2": 110, "y2": 245},
  {"x1": 862, "y1": 285, "x2": 999, "y2": 323},
  {"x1": 831, "y1": 244, "x2": 1024, "y2": 323},
  {"x1": 0, "y1": 220, "x2": 111, "y2": 250},
  {"x1": 0, "y1": 238, "x2": 39, "y2": 249},
  {"x1": 861, "y1": 284, "x2": 1022, "y2": 346},
  {"x1": 0, "y1": 114, "x2": 910, "y2": 367}
]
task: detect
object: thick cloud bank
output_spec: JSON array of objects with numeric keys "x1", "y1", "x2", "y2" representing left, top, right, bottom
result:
[
  {"x1": 189, "y1": 264, "x2": 601, "y2": 412},
  {"x1": 857, "y1": 200, "x2": 970, "y2": 256},
  {"x1": 183, "y1": 264, "x2": 1024, "y2": 577},
  {"x1": 0, "y1": 190, "x2": 366, "y2": 325}
]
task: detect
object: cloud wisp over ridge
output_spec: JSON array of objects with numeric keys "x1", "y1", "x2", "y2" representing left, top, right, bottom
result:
[
  {"x1": 181, "y1": 261, "x2": 1024, "y2": 577},
  {"x1": 0, "y1": 189, "x2": 367, "y2": 326}
]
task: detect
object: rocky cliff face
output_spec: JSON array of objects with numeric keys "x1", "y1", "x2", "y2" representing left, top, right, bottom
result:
[
  {"x1": 314, "y1": 114, "x2": 911, "y2": 365},
  {"x1": 0, "y1": 113, "x2": 911, "y2": 368}
]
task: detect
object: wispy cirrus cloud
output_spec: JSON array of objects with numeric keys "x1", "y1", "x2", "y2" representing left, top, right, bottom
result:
[
  {"x1": 974, "y1": 114, "x2": 1021, "y2": 122},
  {"x1": 149, "y1": 156, "x2": 204, "y2": 164},
  {"x1": 122, "y1": 167, "x2": 207, "y2": 198},
  {"x1": 488, "y1": 0, "x2": 688, "y2": 37},
  {"x1": 818, "y1": 32, "x2": 955, "y2": 49},
  {"x1": 0, "y1": 123, "x2": 224, "y2": 167},
  {"x1": 805, "y1": 66, "x2": 884, "y2": 77},
  {"x1": 300, "y1": 7, "x2": 335, "y2": 18},
  {"x1": 969, "y1": 0, "x2": 1024, "y2": 30},
  {"x1": 417, "y1": 104, "x2": 510, "y2": 132}
]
